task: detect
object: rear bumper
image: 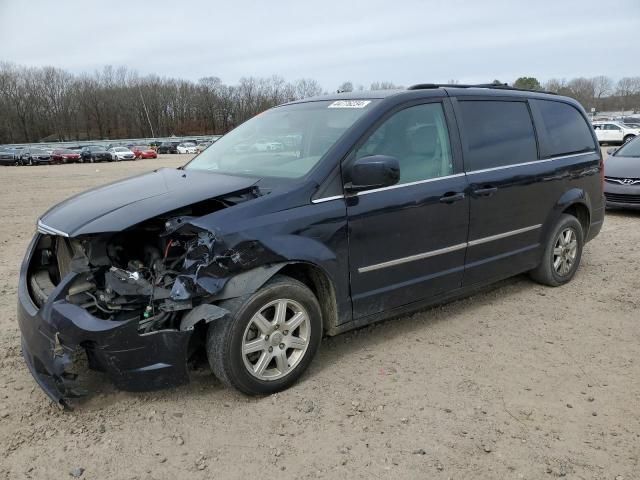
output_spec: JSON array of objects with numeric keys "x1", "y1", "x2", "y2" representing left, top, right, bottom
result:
[
  {"x1": 17, "y1": 236, "x2": 192, "y2": 407},
  {"x1": 585, "y1": 197, "x2": 605, "y2": 243}
]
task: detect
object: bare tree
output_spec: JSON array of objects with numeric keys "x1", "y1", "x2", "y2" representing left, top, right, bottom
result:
[
  {"x1": 294, "y1": 78, "x2": 322, "y2": 99},
  {"x1": 616, "y1": 77, "x2": 640, "y2": 112},
  {"x1": 370, "y1": 81, "x2": 402, "y2": 90},
  {"x1": 337, "y1": 81, "x2": 353, "y2": 93}
]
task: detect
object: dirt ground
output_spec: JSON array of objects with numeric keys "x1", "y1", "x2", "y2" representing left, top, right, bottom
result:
[{"x1": 0, "y1": 152, "x2": 638, "y2": 479}]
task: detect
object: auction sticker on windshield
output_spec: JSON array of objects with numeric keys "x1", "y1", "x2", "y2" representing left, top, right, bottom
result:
[{"x1": 328, "y1": 100, "x2": 372, "y2": 109}]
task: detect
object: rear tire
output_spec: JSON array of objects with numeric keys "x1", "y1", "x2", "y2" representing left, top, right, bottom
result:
[
  {"x1": 530, "y1": 214, "x2": 583, "y2": 287},
  {"x1": 206, "y1": 275, "x2": 322, "y2": 395}
]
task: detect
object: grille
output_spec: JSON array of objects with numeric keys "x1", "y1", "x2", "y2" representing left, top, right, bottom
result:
[{"x1": 605, "y1": 193, "x2": 640, "y2": 204}]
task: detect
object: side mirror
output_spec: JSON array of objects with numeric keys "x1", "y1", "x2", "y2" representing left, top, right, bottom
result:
[
  {"x1": 346, "y1": 155, "x2": 400, "y2": 192},
  {"x1": 606, "y1": 147, "x2": 618, "y2": 155}
]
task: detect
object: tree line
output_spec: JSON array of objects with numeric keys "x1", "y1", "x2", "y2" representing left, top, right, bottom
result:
[
  {"x1": 1, "y1": 62, "x2": 639, "y2": 145},
  {"x1": 0, "y1": 63, "x2": 325, "y2": 144},
  {"x1": 513, "y1": 76, "x2": 640, "y2": 113}
]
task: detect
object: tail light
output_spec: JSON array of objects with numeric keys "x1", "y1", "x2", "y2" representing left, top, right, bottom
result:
[{"x1": 599, "y1": 156, "x2": 604, "y2": 192}]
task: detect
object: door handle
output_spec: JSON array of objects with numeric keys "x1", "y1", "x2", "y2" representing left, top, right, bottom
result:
[
  {"x1": 472, "y1": 186, "x2": 498, "y2": 197},
  {"x1": 439, "y1": 192, "x2": 465, "y2": 203}
]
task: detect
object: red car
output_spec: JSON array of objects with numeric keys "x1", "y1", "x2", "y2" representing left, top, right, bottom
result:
[
  {"x1": 131, "y1": 146, "x2": 158, "y2": 159},
  {"x1": 51, "y1": 149, "x2": 82, "y2": 164}
]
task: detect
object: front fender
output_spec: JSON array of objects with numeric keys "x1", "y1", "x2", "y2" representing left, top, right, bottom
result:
[{"x1": 208, "y1": 232, "x2": 340, "y2": 301}]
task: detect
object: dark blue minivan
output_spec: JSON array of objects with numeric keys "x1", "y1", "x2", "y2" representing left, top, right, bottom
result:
[{"x1": 18, "y1": 84, "x2": 604, "y2": 405}]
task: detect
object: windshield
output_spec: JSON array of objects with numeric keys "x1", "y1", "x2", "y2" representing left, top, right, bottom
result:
[
  {"x1": 186, "y1": 99, "x2": 378, "y2": 178},
  {"x1": 614, "y1": 137, "x2": 640, "y2": 157},
  {"x1": 114, "y1": 147, "x2": 129, "y2": 152}
]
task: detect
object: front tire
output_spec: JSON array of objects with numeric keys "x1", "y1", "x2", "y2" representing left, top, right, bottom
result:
[
  {"x1": 623, "y1": 135, "x2": 635, "y2": 144},
  {"x1": 530, "y1": 214, "x2": 584, "y2": 287},
  {"x1": 206, "y1": 275, "x2": 322, "y2": 395}
]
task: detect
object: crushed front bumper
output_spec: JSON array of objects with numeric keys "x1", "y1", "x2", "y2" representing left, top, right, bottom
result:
[{"x1": 17, "y1": 237, "x2": 193, "y2": 407}]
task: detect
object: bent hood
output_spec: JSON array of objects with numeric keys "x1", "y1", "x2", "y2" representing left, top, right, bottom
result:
[{"x1": 39, "y1": 168, "x2": 259, "y2": 237}]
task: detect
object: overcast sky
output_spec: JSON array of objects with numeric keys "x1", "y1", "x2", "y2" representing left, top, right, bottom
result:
[{"x1": 1, "y1": 0, "x2": 638, "y2": 89}]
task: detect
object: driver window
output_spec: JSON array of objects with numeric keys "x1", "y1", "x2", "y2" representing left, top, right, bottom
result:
[{"x1": 355, "y1": 103, "x2": 453, "y2": 184}]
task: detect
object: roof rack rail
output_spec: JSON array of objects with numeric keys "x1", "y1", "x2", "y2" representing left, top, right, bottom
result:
[{"x1": 407, "y1": 83, "x2": 557, "y2": 95}]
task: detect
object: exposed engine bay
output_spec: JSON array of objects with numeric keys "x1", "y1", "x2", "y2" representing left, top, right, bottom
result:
[{"x1": 27, "y1": 188, "x2": 281, "y2": 334}]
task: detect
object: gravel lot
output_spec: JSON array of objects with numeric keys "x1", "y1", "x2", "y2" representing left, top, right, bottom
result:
[{"x1": 0, "y1": 152, "x2": 638, "y2": 479}]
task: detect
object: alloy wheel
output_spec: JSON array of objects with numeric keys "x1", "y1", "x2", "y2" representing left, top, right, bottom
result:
[
  {"x1": 553, "y1": 228, "x2": 578, "y2": 276},
  {"x1": 241, "y1": 298, "x2": 311, "y2": 381}
]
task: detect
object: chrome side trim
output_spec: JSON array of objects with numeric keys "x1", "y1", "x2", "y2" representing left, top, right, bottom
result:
[
  {"x1": 357, "y1": 223, "x2": 542, "y2": 273},
  {"x1": 37, "y1": 220, "x2": 69, "y2": 238},
  {"x1": 311, "y1": 195, "x2": 344, "y2": 204},
  {"x1": 467, "y1": 224, "x2": 541, "y2": 247},
  {"x1": 466, "y1": 151, "x2": 594, "y2": 176},
  {"x1": 358, "y1": 243, "x2": 467, "y2": 273},
  {"x1": 357, "y1": 173, "x2": 467, "y2": 196}
]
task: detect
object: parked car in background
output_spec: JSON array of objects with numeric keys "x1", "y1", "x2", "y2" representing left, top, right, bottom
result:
[
  {"x1": 51, "y1": 148, "x2": 82, "y2": 164},
  {"x1": 81, "y1": 146, "x2": 113, "y2": 163},
  {"x1": 604, "y1": 138, "x2": 640, "y2": 209},
  {"x1": 157, "y1": 141, "x2": 179, "y2": 154},
  {"x1": 19, "y1": 147, "x2": 52, "y2": 165},
  {"x1": 195, "y1": 141, "x2": 212, "y2": 153},
  {"x1": 108, "y1": 147, "x2": 136, "y2": 161},
  {"x1": 593, "y1": 121, "x2": 639, "y2": 145},
  {"x1": 177, "y1": 142, "x2": 197, "y2": 154},
  {"x1": 254, "y1": 139, "x2": 285, "y2": 152},
  {"x1": 131, "y1": 146, "x2": 158, "y2": 159},
  {"x1": 621, "y1": 117, "x2": 640, "y2": 127},
  {"x1": 21, "y1": 85, "x2": 603, "y2": 405},
  {"x1": 0, "y1": 148, "x2": 22, "y2": 166}
]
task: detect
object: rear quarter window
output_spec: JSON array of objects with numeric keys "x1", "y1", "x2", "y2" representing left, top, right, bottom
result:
[
  {"x1": 458, "y1": 100, "x2": 538, "y2": 171},
  {"x1": 533, "y1": 100, "x2": 597, "y2": 157}
]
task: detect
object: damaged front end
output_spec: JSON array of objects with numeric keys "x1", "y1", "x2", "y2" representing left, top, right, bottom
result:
[{"x1": 18, "y1": 187, "x2": 281, "y2": 407}]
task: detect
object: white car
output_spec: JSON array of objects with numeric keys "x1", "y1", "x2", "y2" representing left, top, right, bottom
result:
[
  {"x1": 592, "y1": 121, "x2": 639, "y2": 145},
  {"x1": 108, "y1": 147, "x2": 136, "y2": 161},
  {"x1": 177, "y1": 142, "x2": 197, "y2": 154}
]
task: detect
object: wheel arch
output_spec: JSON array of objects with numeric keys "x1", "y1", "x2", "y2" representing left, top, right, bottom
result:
[
  {"x1": 547, "y1": 188, "x2": 592, "y2": 240},
  {"x1": 209, "y1": 261, "x2": 339, "y2": 335}
]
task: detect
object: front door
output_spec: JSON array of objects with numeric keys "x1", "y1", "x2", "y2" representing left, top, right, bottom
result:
[{"x1": 346, "y1": 100, "x2": 469, "y2": 319}]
